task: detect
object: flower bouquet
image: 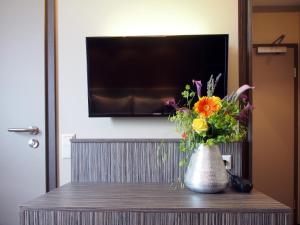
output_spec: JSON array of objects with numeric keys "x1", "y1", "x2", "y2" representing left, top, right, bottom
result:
[{"x1": 166, "y1": 74, "x2": 253, "y2": 193}]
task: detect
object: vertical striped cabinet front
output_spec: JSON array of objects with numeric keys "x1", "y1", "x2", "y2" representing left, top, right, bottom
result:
[{"x1": 71, "y1": 139, "x2": 244, "y2": 183}]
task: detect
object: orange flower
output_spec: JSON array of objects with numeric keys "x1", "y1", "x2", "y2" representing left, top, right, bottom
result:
[
  {"x1": 194, "y1": 96, "x2": 222, "y2": 117},
  {"x1": 181, "y1": 132, "x2": 188, "y2": 139}
]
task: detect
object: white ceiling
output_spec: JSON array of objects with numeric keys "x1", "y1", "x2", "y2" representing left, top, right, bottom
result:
[{"x1": 253, "y1": 0, "x2": 300, "y2": 6}]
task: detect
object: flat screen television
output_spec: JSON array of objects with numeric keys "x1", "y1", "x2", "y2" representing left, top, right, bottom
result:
[{"x1": 86, "y1": 34, "x2": 228, "y2": 117}]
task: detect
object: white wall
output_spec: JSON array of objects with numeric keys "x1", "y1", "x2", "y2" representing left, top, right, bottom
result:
[{"x1": 58, "y1": 0, "x2": 239, "y2": 185}]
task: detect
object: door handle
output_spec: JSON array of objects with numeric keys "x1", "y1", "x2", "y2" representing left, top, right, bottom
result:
[{"x1": 8, "y1": 126, "x2": 39, "y2": 135}]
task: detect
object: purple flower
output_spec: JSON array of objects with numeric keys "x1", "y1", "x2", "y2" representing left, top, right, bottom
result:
[
  {"x1": 233, "y1": 84, "x2": 254, "y2": 101},
  {"x1": 192, "y1": 80, "x2": 202, "y2": 98},
  {"x1": 239, "y1": 94, "x2": 248, "y2": 103},
  {"x1": 236, "y1": 102, "x2": 254, "y2": 123},
  {"x1": 215, "y1": 73, "x2": 222, "y2": 86},
  {"x1": 178, "y1": 107, "x2": 190, "y2": 113},
  {"x1": 164, "y1": 97, "x2": 178, "y2": 109}
]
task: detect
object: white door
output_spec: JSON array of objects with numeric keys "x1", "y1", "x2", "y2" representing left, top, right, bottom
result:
[{"x1": 0, "y1": 0, "x2": 46, "y2": 225}]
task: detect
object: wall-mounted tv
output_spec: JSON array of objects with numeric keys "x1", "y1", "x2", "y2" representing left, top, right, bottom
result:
[{"x1": 86, "y1": 34, "x2": 228, "y2": 117}]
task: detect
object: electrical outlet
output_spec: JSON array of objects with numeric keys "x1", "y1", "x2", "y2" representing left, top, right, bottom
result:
[
  {"x1": 222, "y1": 155, "x2": 232, "y2": 170},
  {"x1": 61, "y1": 133, "x2": 76, "y2": 159}
]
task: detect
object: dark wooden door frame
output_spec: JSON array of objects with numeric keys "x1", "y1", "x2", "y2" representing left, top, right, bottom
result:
[
  {"x1": 238, "y1": 0, "x2": 253, "y2": 180},
  {"x1": 45, "y1": 0, "x2": 57, "y2": 191}
]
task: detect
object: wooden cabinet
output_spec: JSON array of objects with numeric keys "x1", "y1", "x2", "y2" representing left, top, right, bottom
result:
[
  {"x1": 20, "y1": 183, "x2": 292, "y2": 225},
  {"x1": 20, "y1": 139, "x2": 292, "y2": 225}
]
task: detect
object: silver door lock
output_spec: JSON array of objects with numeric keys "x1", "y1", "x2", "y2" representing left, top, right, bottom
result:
[{"x1": 28, "y1": 139, "x2": 39, "y2": 148}]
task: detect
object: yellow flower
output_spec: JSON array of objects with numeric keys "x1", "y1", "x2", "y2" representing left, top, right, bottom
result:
[
  {"x1": 194, "y1": 96, "x2": 222, "y2": 117},
  {"x1": 192, "y1": 117, "x2": 208, "y2": 133}
]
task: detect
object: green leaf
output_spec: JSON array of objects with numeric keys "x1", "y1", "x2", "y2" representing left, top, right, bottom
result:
[
  {"x1": 189, "y1": 92, "x2": 195, "y2": 97},
  {"x1": 181, "y1": 91, "x2": 189, "y2": 98}
]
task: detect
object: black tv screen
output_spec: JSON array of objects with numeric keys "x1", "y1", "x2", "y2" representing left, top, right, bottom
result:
[{"x1": 86, "y1": 35, "x2": 228, "y2": 117}]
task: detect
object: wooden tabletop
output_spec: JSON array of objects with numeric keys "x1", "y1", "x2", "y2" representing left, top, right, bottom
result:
[{"x1": 21, "y1": 183, "x2": 291, "y2": 213}]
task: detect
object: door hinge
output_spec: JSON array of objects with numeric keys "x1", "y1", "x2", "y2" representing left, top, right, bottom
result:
[{"x1": 294, "y1": 67, "x2": 297, "y2": 78}]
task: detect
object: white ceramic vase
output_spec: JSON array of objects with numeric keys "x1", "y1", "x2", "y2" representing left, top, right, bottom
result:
[{"x1": 184, "y1": 144, "x2": 228, "y2": 193}]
